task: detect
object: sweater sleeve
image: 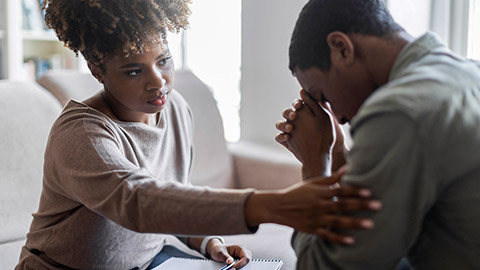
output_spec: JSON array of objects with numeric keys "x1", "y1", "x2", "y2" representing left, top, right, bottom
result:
[
  {"x1": 292, "y1": 110, "x2": 437, "y2": 269},
  {"x1": 43, "y1": 110, "x2": 254, "y2": 236}
]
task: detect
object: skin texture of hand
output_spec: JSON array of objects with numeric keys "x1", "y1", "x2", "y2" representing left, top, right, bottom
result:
[
  {"x1": 245, "y1": 168, "x2": 382, "y2": 245},
  {"x1": 207, "y1": 239, "x2": 252, "y2": 269},
  {"x1": 278, "y1": 88, "x2": 336, "y2": 177},
  {"x1": 276, "y1": 89, "x2": 348, "y2": 175},
  {"x1": 188, "y1": 238, "x2": 252, "y2": 269}
]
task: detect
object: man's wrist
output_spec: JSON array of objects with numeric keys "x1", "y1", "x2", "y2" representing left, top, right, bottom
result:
[
  {"x1": 332, "y1": 149, "x2": 347, "y2": 172},
  {"x1": 301, "y1": 154, "x2": 332, "y2": 179}
]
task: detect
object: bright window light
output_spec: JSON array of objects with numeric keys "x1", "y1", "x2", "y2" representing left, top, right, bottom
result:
[
  {"x1": 387, "y1": 0, "x2": 431, "y2": 37},
  {"x1": 468, "y1": 0, "x2": 480, "y2": 60},
  {"x1": 166, "y1": 31, "x2": 183, "y2": 70},
  {"x1": 183, "y1": 0, "x2": 241, "y2": 142}
]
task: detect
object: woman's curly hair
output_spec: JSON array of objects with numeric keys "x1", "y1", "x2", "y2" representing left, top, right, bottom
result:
[{"x1": 43, "y1": 0, "x2": 191, "y2": 66}]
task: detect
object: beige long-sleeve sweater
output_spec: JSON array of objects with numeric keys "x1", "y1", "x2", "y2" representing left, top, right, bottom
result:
[{"x1": 16, "y1": 91, "x2": 254, "y2": 270}]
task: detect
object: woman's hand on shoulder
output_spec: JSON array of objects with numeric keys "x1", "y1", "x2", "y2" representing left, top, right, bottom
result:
[{"x1": 245, "y1": 168, "x2": 382, "y2": 245}]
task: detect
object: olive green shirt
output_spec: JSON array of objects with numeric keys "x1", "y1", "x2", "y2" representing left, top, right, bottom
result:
[{"x1": 293, "y1": 33, "x2": 480, "y2": 269}]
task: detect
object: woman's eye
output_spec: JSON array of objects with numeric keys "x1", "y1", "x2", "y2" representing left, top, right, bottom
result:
[
  {"x1": 125, "y1": 69, "x2": 141, "y2": 76},
  {"x1": 158, "y1": 56, "x2": 172, "y2": 66}
]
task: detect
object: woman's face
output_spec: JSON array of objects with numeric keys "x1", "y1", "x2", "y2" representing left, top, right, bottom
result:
[{"x1": 93, "y1": 42, "x2": 175, "y2": 124}]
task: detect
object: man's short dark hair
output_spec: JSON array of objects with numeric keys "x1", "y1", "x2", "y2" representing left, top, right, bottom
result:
[{"x1": 289, "y1": 0, "x2": 403, "y2": 73}]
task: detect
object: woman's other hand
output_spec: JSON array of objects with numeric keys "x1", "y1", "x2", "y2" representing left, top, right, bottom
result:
[{"x1": 207, "y1": 239, "x2": 252, "y2": 269}]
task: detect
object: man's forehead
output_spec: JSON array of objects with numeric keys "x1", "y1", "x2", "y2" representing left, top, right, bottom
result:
[{"x1": 295, "y1": 67, "x2": 326, "y2": 85}]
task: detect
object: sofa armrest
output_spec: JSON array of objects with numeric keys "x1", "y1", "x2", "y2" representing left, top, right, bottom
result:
[{"x1": 228, "y1": 141, "x2": 302, "y2": 190}]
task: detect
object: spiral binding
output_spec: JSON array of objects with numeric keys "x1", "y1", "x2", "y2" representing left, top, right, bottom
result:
[
  {"x1": 160, "y1": 257, "x2": 284, "y2": 270},
  {"x1": 169, "y1": 257, "x2": 282, "y2": 262}
]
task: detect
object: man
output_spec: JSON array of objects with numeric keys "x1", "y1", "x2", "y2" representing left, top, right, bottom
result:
[{"x1": 275, "y1": 0, "x2": 480, "y2": 269}]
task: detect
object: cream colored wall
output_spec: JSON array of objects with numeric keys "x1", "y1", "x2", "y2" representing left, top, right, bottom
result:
[{"x1": 240, "y1": 0, "x2": 307, "y2": 148}]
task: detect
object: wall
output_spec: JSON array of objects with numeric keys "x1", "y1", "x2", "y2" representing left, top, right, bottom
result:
[
  {"x1": 240, "y1": 0, "x2": 307, "y2": 148},
  {"x1": 0, "y1": 0, "x2": 4, "y2": 78},
  {"x1": 0, "y1": 0, "x2": 5, "y2": 30}
]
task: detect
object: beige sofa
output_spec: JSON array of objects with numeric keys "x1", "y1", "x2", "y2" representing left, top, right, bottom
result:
[{"x1": 0, "y1": 69, "x2": 301, "y2": 269}]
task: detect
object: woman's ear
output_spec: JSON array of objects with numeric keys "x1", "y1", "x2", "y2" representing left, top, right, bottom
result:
[
  {"x1": 326, "y1": 31, "x2": 355, "y2": 67},
  {"x1": 88, "y1": 63, "x2": 104, "y2": 84}
]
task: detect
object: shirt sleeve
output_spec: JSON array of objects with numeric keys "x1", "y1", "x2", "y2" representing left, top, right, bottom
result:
[
  {"x1": 292, "y1": 110, "x2": 437, "y2": 269},
  {"x1": 44, "y1": 112, "x2": 254, "y2": 236}
]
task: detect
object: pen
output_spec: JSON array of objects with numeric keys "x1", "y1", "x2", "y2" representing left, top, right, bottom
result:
[{"x1": 219, "y1": 261, "x2": 236, "y2": 270}]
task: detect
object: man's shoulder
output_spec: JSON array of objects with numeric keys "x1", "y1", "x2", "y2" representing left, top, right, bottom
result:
[
  {"x1": 353, "y1": 78, "x2": 439, "y2": 126},
  {"x1": 356, "y1": 55, "x2": 480, "y2": 125}
]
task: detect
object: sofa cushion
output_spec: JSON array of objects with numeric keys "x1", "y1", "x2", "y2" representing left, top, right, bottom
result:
[
  {"x1": 229, "y1": 141, "x2": 301, "y2": 190},
  {"x1": 37, "y1": 69, "x2": 102, "y2": 106},
  {"x1": 174, "y1": 69, "x2": 235, "y2": 188},
  {"x1": 0, "y1": 239, "x2": 26, "y2": 269},
  {"x1": 0, "y1": 81, "x2": 62, "y2": 243}
]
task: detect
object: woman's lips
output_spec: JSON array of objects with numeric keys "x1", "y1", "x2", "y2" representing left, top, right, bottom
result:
[{"x1": 148, "y1": 95, "x2": 167, "y2": 106}]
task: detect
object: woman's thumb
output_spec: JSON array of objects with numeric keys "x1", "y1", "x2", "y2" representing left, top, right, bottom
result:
[
  {"x1": 313, "y1": 166, "x2": 347, "y2": 185},
  {"x1": 214, "y1": 247, "x2": 234, "y2": 264}
]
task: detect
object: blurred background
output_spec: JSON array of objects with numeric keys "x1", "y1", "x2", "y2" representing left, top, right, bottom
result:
[{"x1": 1, "y1": 0, "x2": 479, "y2": 148}]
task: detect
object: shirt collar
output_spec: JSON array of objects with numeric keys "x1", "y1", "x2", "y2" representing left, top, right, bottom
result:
[{"x1": 389, "y1": 32, "x2": 446, "y2": 82}]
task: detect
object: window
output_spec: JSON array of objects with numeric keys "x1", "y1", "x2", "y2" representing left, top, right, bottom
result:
[
  {"x1": 388, "y1": 0, "x2": 479, "y2": 59},
  {"x1": 468, "y1": 0, "x2": 480, "y2": 60},
  {"x1": 387, "y1": 0, "x2": 431, "y2": 37},
  {"x1": 170, "y1": 0, "x2": 241, "y2": 142}
]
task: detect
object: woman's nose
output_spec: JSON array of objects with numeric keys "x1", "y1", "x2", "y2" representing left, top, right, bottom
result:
[{"x1": 146, "y1": 70, "x2": 167, "y2": 91}]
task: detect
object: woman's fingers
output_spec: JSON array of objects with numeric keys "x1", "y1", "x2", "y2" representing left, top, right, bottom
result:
[
  {"x1": 308, "y1": 175, "x2": 375, "y2": 200},
  {"x1": 332, "y1": 185, "x2": 375, "y2": 198},
  {"x1": 226, "y1": 245, "x2": 252, "y2": 269},
  {"x1": 313, "y1": 227, "x2": 355, "y2": 245},
  {"x1": 323, "y1": 198, "x2": 382, "y2": 212},
  {"x1": 315, "y1": 215, "x2": 375, "y2": 230},
  {"x1": 209, "y1": 245, "x2": 233, "y2": 265},
  {"x1": 307, "y1": 166, "x2": 346, "y2": 185},
  {"x1": 233, "y1": 256, "x2": 250, "y2": 269}
]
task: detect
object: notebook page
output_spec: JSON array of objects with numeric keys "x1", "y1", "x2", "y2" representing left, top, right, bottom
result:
[{"x1": 152, "y1": 257, "x2": 283, "y2": 270}]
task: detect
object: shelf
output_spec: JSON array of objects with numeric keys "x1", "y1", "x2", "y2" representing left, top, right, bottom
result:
[
  {"x1": 2, "y1": 0, "x2": 82, "y2": 80},
  {"x1": 22, "y1": 30, "x2": 57, "y2": 41}
]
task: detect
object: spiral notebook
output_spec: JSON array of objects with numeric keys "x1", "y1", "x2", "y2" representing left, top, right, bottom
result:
[{"x1": 152, "y1": 257, "x2": 283, "y2": 270}]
